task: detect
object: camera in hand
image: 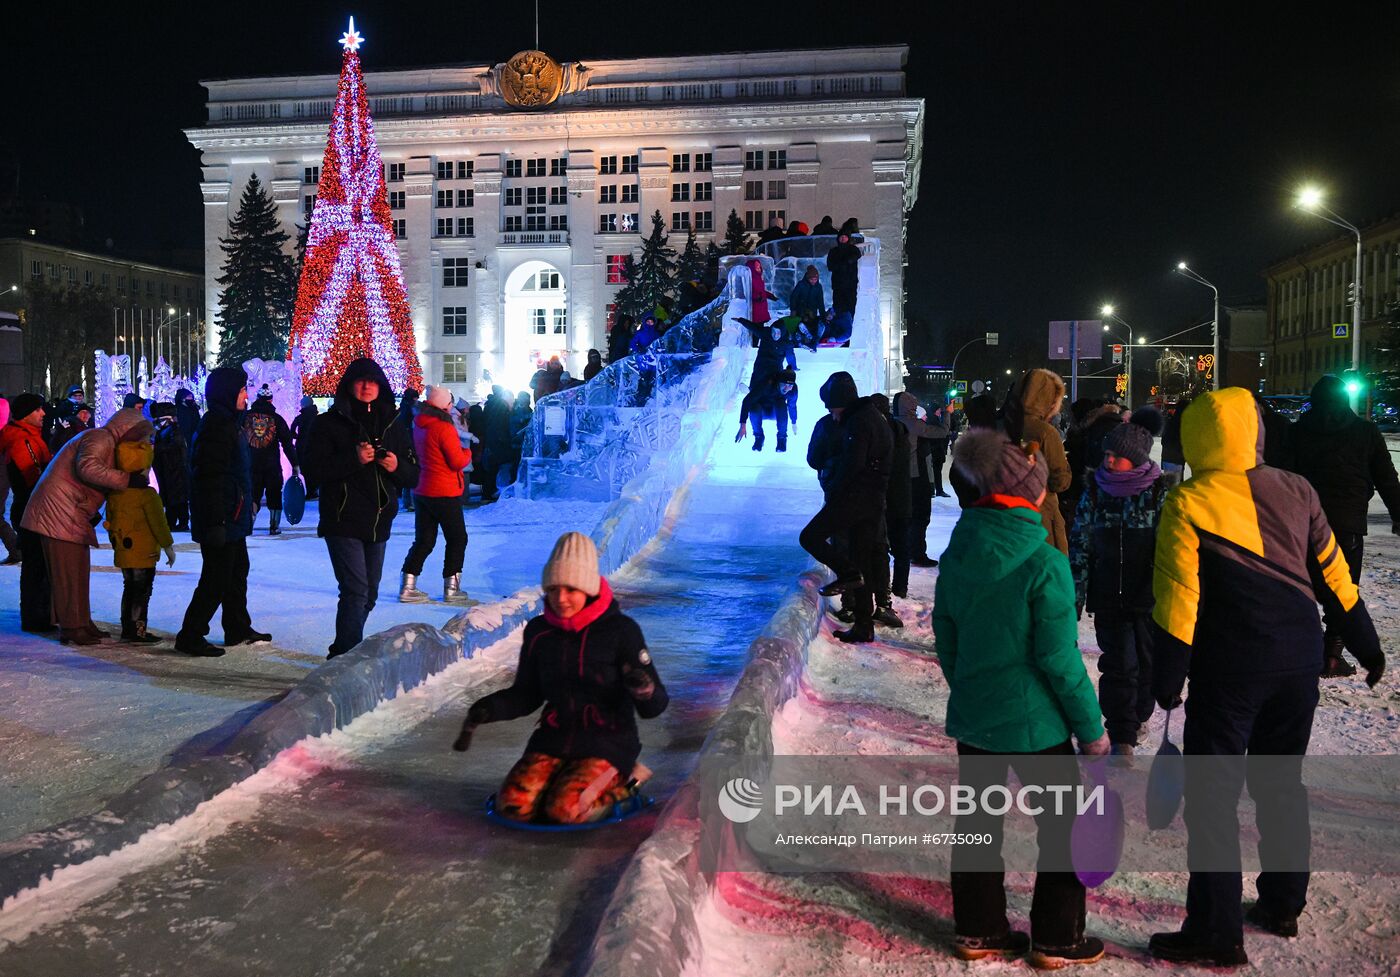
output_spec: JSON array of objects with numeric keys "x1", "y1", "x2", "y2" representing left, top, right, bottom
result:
[{"x1": 370, "y1": 438, "x2": 388, "y2": 460}]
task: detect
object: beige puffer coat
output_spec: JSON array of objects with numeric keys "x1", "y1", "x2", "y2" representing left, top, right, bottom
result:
[
  {"x1": 21, "y1": 407, "x2": 153, "y2": 545},
  {"x1": 1008, "y1": 369, "x2": 1071, "y2": 554}
]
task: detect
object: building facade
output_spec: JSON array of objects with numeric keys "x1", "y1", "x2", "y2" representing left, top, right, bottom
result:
[
  {"x1": 186, "y1": 45, "x2": 924, "y2": 393},
  {"x1": 0, "y1": 236, "x2": 207, "y2": 392},
  {"x1": 1262, "y1": 213, "x2": 1400, "y2": 394}
]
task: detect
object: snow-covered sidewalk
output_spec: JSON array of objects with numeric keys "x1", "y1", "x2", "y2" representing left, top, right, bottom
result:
[{"x1": 0, "y1": 495, "x2": 603, "y2": 843}]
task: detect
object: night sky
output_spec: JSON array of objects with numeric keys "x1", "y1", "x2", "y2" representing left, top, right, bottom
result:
[{"x1": 7, "y1": 1, "x2": 1398, "y2": 374}]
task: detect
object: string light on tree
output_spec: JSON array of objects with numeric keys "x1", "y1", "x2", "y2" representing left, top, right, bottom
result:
[{"x1": 288, "y1": 16, "x2": 423, "y2": 395}]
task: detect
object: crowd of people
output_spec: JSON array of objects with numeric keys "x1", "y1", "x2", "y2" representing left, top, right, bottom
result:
[{"x1": 797, "y1": 364, "x2": 1389, "y2": 968}]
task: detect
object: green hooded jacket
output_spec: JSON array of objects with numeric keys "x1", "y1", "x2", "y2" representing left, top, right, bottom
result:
[{"x1": 933, "y1": 504, "x2": 1104, "y2": 752}]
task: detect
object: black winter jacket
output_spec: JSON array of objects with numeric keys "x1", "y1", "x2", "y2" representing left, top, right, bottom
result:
[
  {"x1": 807, "y1": 413, "x2": 842, "y2": 497},
  {"x1": 829, "y1": 396, "x2": 893, "y2": 516},
  {"x1": 189, "y1": 397, "x2": 253, "y2": 544},
  {"x1": 885, "y1": 415, "x2": 912, "y2": 521},
  {"x1": 244, "y1": 400, "x2": 296, "y2": 472},
  {"x1": 470, "y1": 587, "x2": 668, "y2": 777},
  {"x1": 1290, "y1": 403, "x2": 1400, "y2": 536},
  {"x1": 825, "y1": 241, "x2": 861, "y2": 295},
  {"x1": 303, "y1": 359, "x2": 420, "y2": 543},
  {"x1": 152, "y1": 423, "x2": 189, "y2": 503}
]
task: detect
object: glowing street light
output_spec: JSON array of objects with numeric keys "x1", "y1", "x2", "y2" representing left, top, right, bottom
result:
[
  {"x1": 1099, "y1": 304, "x2": 1136, "y2": 404},
  {"x1": 1173, "y1": 262, "x2": 1220, "y2": 389},
  {"x1": 1295, "y1": 185, "x2": 1363, "y2": 376}
]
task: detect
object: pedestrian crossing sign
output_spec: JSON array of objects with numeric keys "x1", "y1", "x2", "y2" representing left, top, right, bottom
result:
[{"x1": 1333, "y1": 323, "x2": 1350, "y2": 339}]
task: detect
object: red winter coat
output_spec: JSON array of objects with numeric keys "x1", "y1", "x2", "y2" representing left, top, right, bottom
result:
[{"x1": 413, "y1": 404, "x2": 471, "y2": 498}]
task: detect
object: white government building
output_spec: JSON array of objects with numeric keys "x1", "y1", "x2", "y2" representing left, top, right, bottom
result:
[{"x1": 186, "y1": 43, "x2": 924, "y2": 393}]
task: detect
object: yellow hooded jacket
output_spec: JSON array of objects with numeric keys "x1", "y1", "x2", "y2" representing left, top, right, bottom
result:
[
  {"x1": 1151, "y1": 387, "x2": 1380, "y2": 701},
  {"x1": 104, "y1": 441, "x2": 173, "y2": 570}
]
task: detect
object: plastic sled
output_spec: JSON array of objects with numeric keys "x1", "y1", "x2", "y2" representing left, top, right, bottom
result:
[
  {"x1": 282, "y1": 474, "x2": 306, "y2": 526},
  {"x1": 484, "y1": 791, "x2": 655, "y2": 832},
  {"x1": 1071, "y1": 759, "x2": 1125, "y2": 888},
  {"x1": 1146, "y1": 708, "x2": 1185, "y2": 830}
]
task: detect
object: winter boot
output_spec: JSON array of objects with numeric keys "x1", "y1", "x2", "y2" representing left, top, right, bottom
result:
[
  {"x1": 952, "y1": 931, "x2": 1030, "y2": 962},
  {"x1": 819, "y1": 573, "x2": 863, "y2": 597},
  {"x1": 873, "y1": 604, "x2": 903, "y2": 629},
  {"x1": 1109, "y1": 743, "x2": 1135, "y2": 767},
  {"x1": 1028, "y1": 937, "x2": 1107, "y2": 969},
  {"x1": 752, "y1": 431, "x2": 765, "y2": 452},
  {"x1": 399, "y1": 572, "x2": 431, "y2": 603},
  {"x1": 175, "y1": 635, "x2": 225, "y2": 657},
  {"x1": 776, "y1": 435, "x2": 787, "y2": 453},
  {"x1": 1245, "y1": 902, "x2": 1299, "y2": 938},
  {"x1": 1148, "y1": 931, "x2": 1247, "y2": 967},
  {"x1": 122, "y1": 570, "x2": 160, "y2": 644},
  {"x1": 834, "y1": 623, "x2": 876, "y2": 644},
  {"x1": 268, "y1": 510, "x2": 282, "y2": 536},
  {"x1": 1320, "y1": 636, "x2": 1355, "y2": 678},
  {"x1": 59, "y1": 627, "x2": 102, "y2": 646},
  {"x1": 1, "y1": 549, "x2": 20, "y2": 566},
  {"x1": 910, "y1": 555, "x2": 940, "y2": 568},
  {"x1": 443, "y1": 573, "x2": 473, "y2": 604},
  {"x1": 225, "y1": 629, "x2": 273, "y2": 647}
]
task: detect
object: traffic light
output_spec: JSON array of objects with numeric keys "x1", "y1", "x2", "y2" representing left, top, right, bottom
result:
[
  {"x1": 1342, "y1": 368, "x2": 1365, "y2": 398},
  {"x1": 1347, "y1": 281, "x2": 1358, "y2": 305}
]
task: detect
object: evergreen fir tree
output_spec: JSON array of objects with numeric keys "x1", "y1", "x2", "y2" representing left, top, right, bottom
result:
[
  {"x1": 616, "y1": 211, "x2": 678, "y2": 320},
  {"x1": 722, "y1": 208, "x2": 752, "y2": 256},
  {"x1": 675, "y1": 229, "x2": 706, "y2": 285},
  {"x1": 214, "y1": 172, "x2": 295, "y2": 366}
]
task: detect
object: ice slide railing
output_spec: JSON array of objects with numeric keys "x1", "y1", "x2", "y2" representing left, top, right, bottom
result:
[{"x1": 512, "y1": 290, "x2": 737, "y2": 502}]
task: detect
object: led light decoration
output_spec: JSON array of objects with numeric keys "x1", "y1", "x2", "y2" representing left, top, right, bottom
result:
[{"x1": 288, "y1": 17, "x2": 423, "y2": 395}]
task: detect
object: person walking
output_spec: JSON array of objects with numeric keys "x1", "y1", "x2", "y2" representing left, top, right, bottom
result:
[
  {"x1": 176, "y1": 367, "x2": 266, "y2": 657},
  {"x1": 292, "y1": 395, "x2": 320, "y2": 500},
  {"x1": 1068, "y1": 408, "x2": 1167, "y2": 758},
  {"x1": 21, "y1": 406, "x2": 152, "y2": 645},
  {"x1": 1, "y1": 394, "x2": 54, "y2": 631},
  {"x1": 1287, "y1": 373, "x2": 1400, "y2": 677},
  {"x1": 104, "y1": 438, "x2": 176, "y2": 643},
  {"x1": 1147, "y1": 388, "x2": 1384, "y2": 967},
  {"x1": 395, "y1": 389, "x2": 420, "y2": 513},
  {"x1": 399, "y1": 385, "x2": 472, "y2": 605},
  {"x1": 798, "y1": 371, "x2": 892, "y2": 643},
  {"x1": 150, "y1": 403, "x2": 190, "y2": 532},
  {"x1": 243, "y1": 388, "x2": 298, "y2": 536},
  {"x1": 1004, "y1": 369, "x2": 1072, "y2": 554},
  {"x1": 479, "y1": 386, "x2": 513, "y2": 503},
  {"x1": 303, "y1": 358, "x2": 419, "y2": 659},
  {"x1": 453, "y1": 531, "x2": 667, "y2": 824},
  {"x1": 936, "y1": 428, "x2": 1109, "y2": 967},
  {"x1": 926, "y1": 404, "x2": 952, "y2": 499}
]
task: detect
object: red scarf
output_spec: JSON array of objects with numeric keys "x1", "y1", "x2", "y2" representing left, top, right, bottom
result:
[
  {"x1": 542, "y1": 577, "x2": 614, "y2": 632},
  {"x1": 973, "y1": 493, "x2": 1040, "y2": 513}
]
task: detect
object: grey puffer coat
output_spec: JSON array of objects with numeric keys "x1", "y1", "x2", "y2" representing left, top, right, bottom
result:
[{"x1": 21, "y1": 408, "x2": 151, "y2": 545}]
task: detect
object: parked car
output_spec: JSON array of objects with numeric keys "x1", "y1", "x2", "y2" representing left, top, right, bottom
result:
[{"x1": 1262, "y1": 394, "x2": 1309, "y2": 420}]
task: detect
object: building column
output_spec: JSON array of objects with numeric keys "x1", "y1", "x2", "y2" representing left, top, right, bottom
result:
[{"x1": 200, "y1": 180, "x2": 231, "y2": 366}]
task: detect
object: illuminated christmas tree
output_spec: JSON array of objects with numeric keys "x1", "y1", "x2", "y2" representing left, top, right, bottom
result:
[{"x1": 288, "y1": 18, "x2": 423, "y2": 395}]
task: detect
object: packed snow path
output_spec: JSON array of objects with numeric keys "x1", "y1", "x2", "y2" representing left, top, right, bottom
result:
[{"x1": 0, "y1": 350, "x2": 849, "y2": 974}]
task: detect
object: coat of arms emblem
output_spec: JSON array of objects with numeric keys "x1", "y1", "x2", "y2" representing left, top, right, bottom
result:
[{"x1": 499, "y1": 50, "x2": 565, "y2": 108}]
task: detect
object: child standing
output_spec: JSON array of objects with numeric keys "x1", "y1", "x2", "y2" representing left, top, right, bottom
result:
[
  {"x1": 935, "y1": 429, "x2": 1108, "y2": 967},
  {"x1": 1068, "y1": 407, "x2": 1166, "y2": 757},
  {"x1": 454, "y1": 532, "x2": 667, "y2": 824},
  {"x1": 105, "y1": 439, "x2": 176, "y2": 643}
]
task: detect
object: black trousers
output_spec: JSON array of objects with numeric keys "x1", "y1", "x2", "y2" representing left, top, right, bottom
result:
[
  {"x1": 951, "y1": 740, "x2": 1086, "y2": 948},
  {"x1": 1094, "y1": 610, "x2": 1156, "y2": 744},
  {"x1": 1321, "y1": 531, "x2": 1363, "y2": 646},
  {"x1": 799, "y1": 502, "x2": 878, "y2": 624},
  {"x1": 251, "y1": 465, "x2": 284, "y2": 512},
  {"x1": 120, "y1": 567, "x2": 155, "y2": 635},
  {"x1": 17, "y1": 526, "x2": 51, "y2": 631},
  {"x1": 909, "y1": 477, "x2": 933, "y2": 560},
  {"x1": 177, "y1": 538, "x2": 252, "y2": 643},
  {"x1": 401, "y1": 495, "x2": 469, "y2": 577},
  {"x1": 889, "y1": 514, "x2": 912, "y2": 597},
  {"x1": 929, "y1": 449, "x2": 947, "y2": 495},
  {"x1": 1181, "y1": 670, "x2": 1318, "y2": 945}
]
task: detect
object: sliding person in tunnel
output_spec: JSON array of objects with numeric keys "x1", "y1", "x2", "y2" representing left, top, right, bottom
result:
[
  {"x1": 453, "y1": 532, "x2": 668, "y2": 825},
  {"x1": 735, "y1": 369, "x2": 798, "y2": 452}
]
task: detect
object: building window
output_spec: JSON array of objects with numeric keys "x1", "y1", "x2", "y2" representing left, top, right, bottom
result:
[
  {"x1": 767, "y1": 209, "x2": 786, "y2": 227},
  {"x1": 621, "y1": 185, "x2": 638, "y2": 204},
  {"x1": 695, "y1": 152, "x2": 713, "y2": 172},
  {"x1": 505, "y1": 159, "x2": 522, "y2": 178},
  {"x1": 767, "y1": 180, "x2": 786, "y2": 200},
  {"x1": 598, "y1": 155, "x2": 618, "y2": 175},
  {"x1": 436, "y1": 161, "x2": 453, "y2": 180},
  {"x1": 146, "y1": 280, "x2": 154, "y2": 295},
  {"x1": 694, "y1": 211, "x2": 713, "y2": 232},
  {"x1": 552, "y1": 308, "x2": 568, "y2": 334},
  {"x1": 84, "y1": 270, "x2": 93, "y2": 286},
  {"x1": 504, "y1": 215, "x2": 523, "y2": 232},
  {"x1": 504, "y1": 187, "x2": 522, "y2": 207},
  {"x1": 550, "y1": 158, "x2": 567, "y2": 177},
  {"x1": 393, "y1": 219, "x2": 406, "y2": 239},
  {"x1": 101, "y1": 272, "x2": 111, "y2": 289},
  {"x1": 526, "y1": 158, "x2": 545, "y2": 177},
  {"x1": 671, "y1": 212, "x2": 691, "y2": 230},
  {"x1": 537, "y1": 271, "x2": 561, "y2": 290},
  {"x1": 599, "y1": 213, "x2": 618, "y2": 233},
  {"x1": 620, "y1": 213, "x2": 639, "y2": 233},
  {"x1": 457, "y1": 217, "x2": 474, "y2": 237},
  {"x1": 443, "y1": 257, "x2": 470, "y2": 287},
  {"x1": 694, "y1": 182, "x2": 712, "y2": 202},
  {"x1": 442, "y1": 354, "x2": 468, "y2": 382},
  {"x1": 622, "y1": 155, "x2": 639, "y2": 174},
  {"x1": 606, "y1": 254, "x2": 628, "y2": 283},
  {"x1": 768, "y1": 150, "x2": 787, "y2": 170},
  {"x1": 304, "y1": 194, "x2": 316, "y2": 216},
  {"x1": 443, "y1": 306, "x2": 470, "y2": 336},
  {"x1": 745, "y1": 151, "x2": 764, "y2": 171},
  {"x1": 745, "y1": 180, "x2": 764, "y2": 200},
  {"x1": 599, "y1": 185, "x2": 617, "y2": 204},
  {"x1": 550, "y1": 186, "x2": 567, "y2": 206},
  {"x1": 389, "y1": 191, "x2": 405, "y2": 210},
  {"x1": 458, "y1": 161, "x2": 473, "y2": 179},
  {"x1": 117, "y1": 276, "x2": 126, "y2": 293},
  {"x1": 672, "y1": 153, "x2": 690, "y2": 173},
  {"x1": 47, "y1": 263, "x2": 58, "y2": 280},
  {"x1": 435, "y1": 217, "x2": 454, "y2": 237},
  {"x1": 388, "y1": 162, "x2": 405, "y2": 182},
  {"x1": 549, "y1": 214, "x2": 568, "y2": 231},
  {"x1": 531, "y1": 308, "x2": 548, "y2": 335},
  {"x1": 436, "y1": 189, "x2": 453, "y2": 208},
  {"x1": 526, "y1": 187, "x2": 547, "y2": 206},
  {"x1": 304, "y1": 166, "x2": 320, "y2": 184},
  {"x1": 526, "y1": 211, "x2": 547, "y2": 231},
  {"x1": 671, "y1": 183, "x2": 690, "y2": 202},
  {"x1": 457, "y1": 189, "x2": 473, "y2": 207},
  {"x1": 744, "y1": 210, "x2": 763, "y2": 231},
  {"x1": 30, "y1": 260, "x2": 41, "y2": 279}
]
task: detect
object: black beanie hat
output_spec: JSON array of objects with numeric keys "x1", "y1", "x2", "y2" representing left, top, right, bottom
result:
[{"x1": 8, "y1": 393, "x2": 44, "y2": 420}]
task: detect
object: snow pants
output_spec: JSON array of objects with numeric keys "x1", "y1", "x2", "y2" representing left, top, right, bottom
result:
[
  {"x1": 1094, "y1": 610, "x2": 1156, "y2": 745},
  {"x1": 1181, "y1": 670, "x2": 1318, "y2": 945},
  {"x1": 951, "y1": 740, "x2": 1086, "y2": 948},
  {"x1": 401, "y1": 495, "x2": 468, "y2": 578},
  {"x1": 497, "y1": 752, "x2": 630, "y2": 824}
]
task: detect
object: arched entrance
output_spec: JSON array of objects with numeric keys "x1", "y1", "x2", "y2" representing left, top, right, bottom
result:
[{"x1": 502, "y1": 260, "x2": 568, "y2": 393}]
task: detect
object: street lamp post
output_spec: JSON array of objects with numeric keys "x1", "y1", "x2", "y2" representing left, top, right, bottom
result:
[
  {"x1": 1174, "y1": 262, "x2": 1220, "y2": 389},
  {"x1": 1297, "y1": 186, "x2": 1363, "y2": 374},
  {"x1": 949, "y1": 335, "x2": 989, "y2": 396},
  {"x1": 1100, "y1": 305, "x2": 1135, "y2": 405}
]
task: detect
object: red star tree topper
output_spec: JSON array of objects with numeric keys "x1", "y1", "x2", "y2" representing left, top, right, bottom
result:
[{"x1": 288, "y1": 18, "x2": 423, "y2": 395}]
